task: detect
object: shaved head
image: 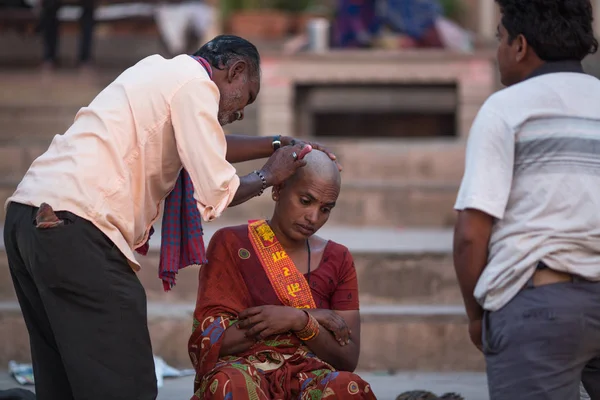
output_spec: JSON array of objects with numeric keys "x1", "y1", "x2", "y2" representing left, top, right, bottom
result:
[
  {"x1": 292, "y1": 149, "x2": 341, "y2": 187},
  {"x1": 270, "y1": 149, "x2": 340, "y2": 242}
]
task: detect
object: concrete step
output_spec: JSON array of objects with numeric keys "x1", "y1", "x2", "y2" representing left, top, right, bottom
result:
[
  {"x1": 217, "y1": 139, "x2": 466, "y2": 184},
  {"x1": 215, "y1": 181, "x2": 458, "y2": 228},
  {"x1": 0, "y1": 106, "x2": 78, "y2": 141},
  {"x1": 0, "y1": 32, "x2": 164, "y2": 69},
  {"x1": 0, "y1": 176, "x2": 459, "y2": 227},
  {"x1": 0, "y1": 301, "x2": 483, "y2": 373},
  {"x1": 0, "y1": 225, "x2": 459, "y2": 306},
  {"x1": 0, "y1": 72, "x2": 114, "y2": 108}
]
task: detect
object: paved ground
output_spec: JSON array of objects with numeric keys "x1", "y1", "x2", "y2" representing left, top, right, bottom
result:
[{"x1": 0, "y1": 370, "x2": 490, "y2": 399}]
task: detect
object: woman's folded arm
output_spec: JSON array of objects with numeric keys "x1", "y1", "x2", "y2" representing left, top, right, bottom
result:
[{"x1": 302, "y1": 310, "x2": 361, "y2": 372}]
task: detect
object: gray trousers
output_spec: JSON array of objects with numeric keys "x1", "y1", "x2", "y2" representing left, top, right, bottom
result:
[{"x1": 483, "y1": 280, "x2": 600, "y2": 400}]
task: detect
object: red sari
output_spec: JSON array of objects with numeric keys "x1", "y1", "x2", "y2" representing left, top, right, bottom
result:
[{"x1": 188, "y1": 223, "x2": 375, "y2": 400}]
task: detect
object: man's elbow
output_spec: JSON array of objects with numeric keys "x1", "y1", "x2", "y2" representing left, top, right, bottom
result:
[{"x1": 454, "y1": 209, "x2": 494, "y2": 250}]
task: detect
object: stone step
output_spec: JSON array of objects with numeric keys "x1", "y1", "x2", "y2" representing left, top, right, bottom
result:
[
  {"x1": 0, "y1": 72, "x2": 114, "y2": 108},
  {"x1": 0, "y1": 225, "x2": 459, "y2": 306},
  {"x1": 214, "y1": 181, "x2": 459, "y2": 228},
  {"x1": 0, "y1": 174, "x2": 460, "y2": 227},
  {"x1": 0, "y1": 301, "x2": 483, "y2": 373},
  {"x1": 0, "y1": 106, "x2": 78, "y2": 142},
  {"x1": 205, "y1": 139, "x2": 466, "y2": 184}
]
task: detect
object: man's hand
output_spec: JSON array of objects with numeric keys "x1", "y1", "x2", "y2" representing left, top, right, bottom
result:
[
  {"x1": 282, "y1": 136, "x2": 342, "y2": 171},
  {"x1": 469, "y1": 319, "x2": 483, "y2": 352},
  {"x1": 237, "y1": 305, "x2": 308, "y2": 340},
  {"x1": 307, "y1": 309, "x2": 350, "y2": 346},
  {"x1": 260, "y1": 143, "x2": 308, "y2": 186}
]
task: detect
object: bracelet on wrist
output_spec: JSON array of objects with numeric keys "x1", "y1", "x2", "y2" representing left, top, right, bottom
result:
[
  {"x1": 294, "y1": 310, "x2": 320, "y2": 342},
  {"x1": 272, "y1": 135, "x2": 282, "y2": 151},
  {"x1": 253, "y1": 170, "x2": 268, "y2": 197}
]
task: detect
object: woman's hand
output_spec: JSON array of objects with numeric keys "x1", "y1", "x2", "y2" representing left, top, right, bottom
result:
[
  {"x1": 237, "y1": 305, "x2": 308, "y2": 340},
  {"x1": 281, "y1": 137, "x2": 342, "y2": 171},
  {"x1": 307, "y1": 309, "x2": 351, "y2": 346}
]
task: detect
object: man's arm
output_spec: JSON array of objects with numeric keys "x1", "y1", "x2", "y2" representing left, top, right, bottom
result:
[
  {"x1": 225, "y1": 135, "x2": 342, "y2": 171},
  {"x1": 229, "y1": 143, "x2": 308, "y2": 207},
  {"x1": 453, "y1": 209, "x2": 493, "y2": 322},
  {"x1": 225, "y1": 135, "x2": 278, "y2": 164},
  {"x1": 452, "y1": 104, "x2": 514, "y2": 348}
]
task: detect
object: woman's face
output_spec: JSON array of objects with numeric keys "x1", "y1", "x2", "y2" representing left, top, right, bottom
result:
[{"x1": 271, "y1": 171, "x2": 340, "y2": 242}]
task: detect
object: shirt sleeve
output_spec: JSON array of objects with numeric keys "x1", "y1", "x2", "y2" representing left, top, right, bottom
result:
[
  {"x1": 330, "y1": 247, "x2": 360, "y2": 311},
  {"x1": 454, "y1": 103, "x2": 514, "y2": 220},
  {"x1": 170, "y1": 77, "x2": 240, "y2": 222}
]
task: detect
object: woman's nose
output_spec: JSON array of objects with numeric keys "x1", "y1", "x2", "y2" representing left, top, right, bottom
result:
[{"x1": 305, "y1": 208, "x2": 319, "y2": 224}]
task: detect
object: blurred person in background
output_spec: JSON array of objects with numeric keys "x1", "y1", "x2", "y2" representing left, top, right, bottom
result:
[
  {"x1": 155, "y1": 0, "x2": 219, "y2": 56},
  {"x1": 39, "y1": 0, "x2": 96, "y2": 69},
  {"x1": 331, "y1": 0, "x2": 443, "y2": 49},
  {"x1": 453, "y1": 1, "x2": 600, "y2": 399}
]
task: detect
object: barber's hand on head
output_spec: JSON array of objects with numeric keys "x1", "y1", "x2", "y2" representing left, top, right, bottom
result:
[
  {"x1": 260, "y1": 144, "x2": 307, "y2": 187},
  {"x1": 281, "y1": 136, "x2": 342, "y2": 172},
  {"x1": 237, "y1": 305, "x2": 308, "y2": 341},
  {"x1": 307, "y1": 309, "x2": 350, "y2": 346}
]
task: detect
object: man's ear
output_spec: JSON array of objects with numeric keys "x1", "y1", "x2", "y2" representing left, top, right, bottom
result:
[
  {"x1": 515, "y1": 34, "x2": 528, "y2": 63},
  {"x1": 227, "y1": 60, "x2": 247, "y2": 83}
]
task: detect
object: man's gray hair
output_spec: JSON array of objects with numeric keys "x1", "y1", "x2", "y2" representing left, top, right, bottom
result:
[{"x1": 194, "y1": 35, "x2": 261, "y2": 81}]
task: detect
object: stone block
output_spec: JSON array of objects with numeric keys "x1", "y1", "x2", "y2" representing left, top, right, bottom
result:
[
  {"x1": 0, "y1": 146, "x2": 25, "y2": 182},
  {"x1": 0, "y1": 107, "x2": 75, "y2": 141},
  {"x1": 0, "y1": 186, "x2": 15, "y2": 221}
]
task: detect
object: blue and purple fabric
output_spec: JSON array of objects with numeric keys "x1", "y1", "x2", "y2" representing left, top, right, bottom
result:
[
  {"x1": 136, "y1": 56, "x2": 213, "y2": 291},
  {"x1": 332, "y1": 0, "x2": 442, "y2": 48}
]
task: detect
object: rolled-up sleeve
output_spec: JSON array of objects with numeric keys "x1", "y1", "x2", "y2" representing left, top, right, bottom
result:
[{"x1": 170, "y1": 78, "x2": 240, "y2": 221}]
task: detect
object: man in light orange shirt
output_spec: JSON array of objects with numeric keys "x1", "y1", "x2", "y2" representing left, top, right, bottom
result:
[{"x1": 3, "y1": 35, "x2": 337, "y2": 400}]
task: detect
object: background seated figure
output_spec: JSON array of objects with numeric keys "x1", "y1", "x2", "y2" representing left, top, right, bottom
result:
[{"x1": 188, "y1": 149, "x2": 376, "y2": 400}]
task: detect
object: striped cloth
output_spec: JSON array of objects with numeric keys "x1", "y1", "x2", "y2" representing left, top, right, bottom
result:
[{"x1": 136, "y1": 56, "x2": 213, "y2": 291}]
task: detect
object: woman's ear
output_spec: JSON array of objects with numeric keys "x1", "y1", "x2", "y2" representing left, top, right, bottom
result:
[{"x1": 272, "y1": 185, "x2": 281, "y2": 201}]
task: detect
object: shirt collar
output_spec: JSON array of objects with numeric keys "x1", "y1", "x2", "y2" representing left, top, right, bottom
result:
[{"x1": 525, "y1": 60, "x2": 585, "y2": 80}]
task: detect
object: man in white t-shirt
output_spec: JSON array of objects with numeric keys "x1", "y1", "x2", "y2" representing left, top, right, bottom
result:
[{"x1": 453, "y1": 1, "x2": 600, "y2": 399}]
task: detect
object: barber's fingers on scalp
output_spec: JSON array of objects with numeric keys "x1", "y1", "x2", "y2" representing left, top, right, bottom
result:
[{"x1": 306, "y1": 141, "x2": 344, "y2": 172}]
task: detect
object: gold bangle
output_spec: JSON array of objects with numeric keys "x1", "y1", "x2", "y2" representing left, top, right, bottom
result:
[{"x1": 295, "y1": 311, "x2": 320, "y2": 341}]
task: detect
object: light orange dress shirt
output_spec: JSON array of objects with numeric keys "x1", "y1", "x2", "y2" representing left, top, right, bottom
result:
[{"x1": 6, "y1": 54, "x2": 241, "y2": 269}]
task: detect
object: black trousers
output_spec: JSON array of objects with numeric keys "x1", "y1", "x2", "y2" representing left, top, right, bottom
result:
[
  {"x1": 4, "y1": 203, "x2": 157, "y2": 400},
  {"x1": 40, "y1": 0, "x2": 96, "y2": 63}
]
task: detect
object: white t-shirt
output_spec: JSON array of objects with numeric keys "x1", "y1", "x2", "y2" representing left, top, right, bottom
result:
[{"x1": 455, "y1": 68, "x2": 600, "y2": 312}]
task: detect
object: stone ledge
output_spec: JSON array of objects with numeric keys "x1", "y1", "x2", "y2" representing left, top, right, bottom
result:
[
  {"x1": 0, "y1": 301, "x2": 482, "y2": 372},
  {"x1": 0, "y1": 224, "x2": 453, "y2": 254}
]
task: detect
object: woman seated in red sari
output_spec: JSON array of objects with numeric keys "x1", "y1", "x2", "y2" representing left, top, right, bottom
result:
[{"x1": 188, "y1": 149, "x2": 376, "y2": 400}]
